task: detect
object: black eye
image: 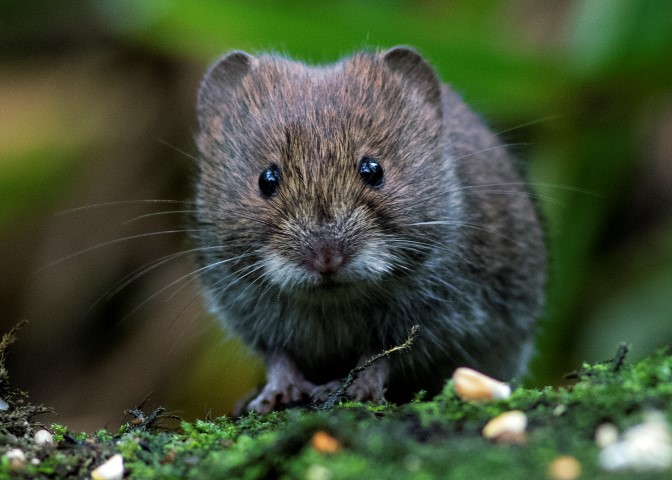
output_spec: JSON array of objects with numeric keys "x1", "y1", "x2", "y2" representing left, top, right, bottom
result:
[
  {"x1": 259, "y1": 164, "x2": 281, "y2": 197},
  {"x1": 358, "y1": 156, "x2": 384, "y2": 188}
]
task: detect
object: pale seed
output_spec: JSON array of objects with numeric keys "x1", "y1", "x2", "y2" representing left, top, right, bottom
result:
[
  {"x1": 34, "y1": 429, "x2": 54, "y2": 447},
  {"x1": 452, "y1": 367, "x2": 511, "y2": 401},
  {"x1": 91, "y1": 454, "x2": 124, "y2": 480},
  {"x1": 594, "y1": 423, "x2": 618, "y2": 448},
  {"x1": 548, "y1": 455, "x2": 581, "y2": 480},
  {"x1": 482, "y1": 410, "x2": 527, "y2": 443},
  {"x1": 5, "y1": 448, "x2": 26, "y2": 471},
  {"x1": 599, "y1": 411, "x2": 672, "y2": 471}
]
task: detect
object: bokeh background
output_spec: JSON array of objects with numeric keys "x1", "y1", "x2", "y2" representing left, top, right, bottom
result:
[{"x1": 2, "y1": 0, "x2": 671, "y2": 432}]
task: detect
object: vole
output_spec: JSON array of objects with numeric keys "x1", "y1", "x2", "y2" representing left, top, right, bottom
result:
[{"x1": 193, "y1": 46, "x2": 546, "y2": 413}]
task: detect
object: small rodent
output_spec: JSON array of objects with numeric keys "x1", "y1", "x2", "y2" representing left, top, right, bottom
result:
[{"x1": 193, "y1": 46, "x2": 546, "y2": 413}]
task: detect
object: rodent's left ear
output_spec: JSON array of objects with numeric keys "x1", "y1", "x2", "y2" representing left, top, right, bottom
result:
[
  {"x1": 197, "y1": 51, "x2": 253, "y2": 121},
  {"x1": 383, "y1": 47, "x2": 442, "y2": 112}
]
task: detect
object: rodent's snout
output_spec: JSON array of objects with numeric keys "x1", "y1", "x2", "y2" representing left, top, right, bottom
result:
[{"x1": 307, "y1": 241, "x2": 346, "y2": 276}]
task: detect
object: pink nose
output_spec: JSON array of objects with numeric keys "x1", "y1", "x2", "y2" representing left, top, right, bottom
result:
[{"x1": 311, "y1": 246, "x2": 345, "y2": 274}]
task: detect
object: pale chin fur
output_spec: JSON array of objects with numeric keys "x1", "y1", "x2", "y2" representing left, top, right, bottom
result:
[{"x1": 260, "y1": 240, "x2": 396, "y2": 292}]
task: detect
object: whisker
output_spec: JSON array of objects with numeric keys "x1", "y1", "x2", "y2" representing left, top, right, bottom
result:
[
  {"x1": 387, "y1": 237, "x2": 483, "y2": 269},
  {"x1": 407, "y1": 221, "x2": 526, "y2": 248},
  {"x1": 165, "y1": 250, "x2": 258, "y2": 302},
  {"x1": 206, "y1": 261, "x2": 263, "y2": 295},
  {"x1": 211, "y1": 263, "x2": 267, "y2": 303},
  {"x1": 446, "y1": 181, "x2": 599, "y2": 198},
  {"x1": 112, "y1": 245, "x2": 253, "y2": 302},
  {"x1": 491, "y1": 115, "x2": 560, "y2": 137},
  {"x1": 231, "y1": 265, "x2": 272, "y2": 306},
  {"x1": 85, "y1": 245, "x2": 230, "y2": 317},
  {"x1": 408, "y1": 220, "x2": 485, "y2": 228},
  {"x1": 115, "y1": 254, "x2": 256, "y2": 327},
  {"x1": 452, "y1": 143, "x2": 529, "y2": 162},
  {"x1": 461, "y1": 189, "x2": 566, "y2": 206},
  {"x1": 254, "y1": 273, "x2": 277, "y2": 305},
  {"x1": 122, "y1": 210, "x2": 200, "y2": 226},
  {"x1": 42, "y1": 229, "x2": 200, "y2": 270},
  {"x1": 158, "y1": 138, "x2": 200, "y2": 162},
  {"x1": 165, "y1": 254, "x2": 257, "y2": 299},
  {"x1": 160, "y1": 292, "x2": 212, "y2": 355},
  {"x1": 55, "y1": 199, "x2": 195, "y2": 216}
]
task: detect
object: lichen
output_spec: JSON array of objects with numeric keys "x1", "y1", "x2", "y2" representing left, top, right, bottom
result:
[{"x1": 0, "y1": 321, "x2": 50, "y2": 439}]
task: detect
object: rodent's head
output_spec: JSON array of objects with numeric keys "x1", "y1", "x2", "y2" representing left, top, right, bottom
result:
[{"x1": 195, "y1": 47, "x2": 460, "y2": 299}]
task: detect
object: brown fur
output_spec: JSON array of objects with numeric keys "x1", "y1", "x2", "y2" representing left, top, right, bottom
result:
[{"x1": 193, "y1": 47, "x2": 546, "y2": 411}]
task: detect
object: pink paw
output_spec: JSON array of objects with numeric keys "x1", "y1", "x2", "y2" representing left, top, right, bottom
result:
[
  {"x1": 310, "y1": 375, "x2": 386, "y2": 404},
  {"x1": 346, "y1": 376, "x2": 385, "y2": 402},
  {"x1": 310, "y1": 380, "x2": 344, "y2": 402},
  {"x1": 246, "y1": 379, "x2": 316, "y2": 413}
]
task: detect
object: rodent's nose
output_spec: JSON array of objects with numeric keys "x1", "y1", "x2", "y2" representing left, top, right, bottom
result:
[{"x1": 310, "y1": 245, "x2": 345, "y2": 275}]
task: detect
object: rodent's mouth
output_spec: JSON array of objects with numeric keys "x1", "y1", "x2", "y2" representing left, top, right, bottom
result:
[
  {"x1": 312, "y1": 274, "x2": 342, "y2": 289},
  {"x1": 316, "y1": 278, "x2": 342, "y2": 291},
  {"x1": 296, "y1": 281, "x2": 357, "y2": 304},
  {"x1": 306, "y1": 274, "x2": 356, "y2": 294}
]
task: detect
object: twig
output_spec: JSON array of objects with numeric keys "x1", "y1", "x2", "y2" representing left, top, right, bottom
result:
[
  {"x1": 319, "y1": 325, "x2": 420, "y2": 409},
  {"x1": 124, "y1": 404, "x2": 180, "y2": 432},
  {"x1": 0, "y1": 320, "x2": 28, "y2": 383},
  {"x1": 564, "y1": 342, "x2": 631, "y2": 380},
  {"x1": 611, "y1": 342, "x2": 629, "y2": 372}
]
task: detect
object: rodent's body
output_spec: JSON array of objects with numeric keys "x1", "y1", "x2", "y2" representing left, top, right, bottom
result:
[{"x1": 194, "y1": 47, "x2": 546, "y2": 411}]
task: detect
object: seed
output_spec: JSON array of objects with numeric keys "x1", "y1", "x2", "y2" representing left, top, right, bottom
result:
[
  {"x1": 548, "y1": 455, "x2": 581, "y2": 480},
  {"x1": 5, "y1": 449, "x2": 26, "y2": 471},
  {"x1": 595, "y1": 423, "x2": 618, "y2": 448},
  {"x1": 311, "y1": 430, "x2": 342, "y2": 454},
  {"x1": 34, "y1": 429, "x2": 54, "y2": 447},
  {"x1": 162, "y1": 449, "x2": 177, "y2": 464},
  {"x1": 599, "y1": 411, "x2": 672, "y2": 471},
  {"x1": 453, "y1": 367, "x2": 511, "y2": 401},
  {"x1": 305, "y1": 464, "x2": 333, "y2": 480},
  {"x1": 91, "y1": 454, "x2": 124, "y2": 480},
  {"x1": 482, "y1": 410, "x2": 527, "y2": 444}
]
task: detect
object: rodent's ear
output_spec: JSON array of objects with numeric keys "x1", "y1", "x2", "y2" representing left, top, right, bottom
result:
[
  {"x1": 197, "y1": 51, "x2": 253, "y2": 118},
  {"x1": 383, "y1": 46, "x2": 442, "y2": 111}
]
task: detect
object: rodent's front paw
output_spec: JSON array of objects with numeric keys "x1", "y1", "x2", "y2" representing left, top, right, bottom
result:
[
  {"x1": 312, "y1": 358, "x2": 389, "y2": 404},
  {"x1": 246, "y1": 379, "x2": 316, "y2": 413},
  {"x1": 346, "y1": 376, "x2": 386, "y2": 402},
  {"x1": 346, "y1": 357, "x2": 388, "y2": 402},
  {"x1": 310, "y1": 380, "x2": 344, "y2": 402},
  {"x1": 310, "y1": 376, "x2": 386, "y2": 404}
]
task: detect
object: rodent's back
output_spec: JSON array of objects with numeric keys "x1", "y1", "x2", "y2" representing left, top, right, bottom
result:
[{"x1": 425, "y1": 86, "x2": 546, "y2": 384}]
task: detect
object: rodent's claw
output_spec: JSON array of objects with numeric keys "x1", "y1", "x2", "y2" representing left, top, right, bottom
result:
[
  {"x1": 346, "y1": 357, "x2": 389, "y2": 402},
  {"x1": 310, "y1": 380, "x2": 344, "y2": 402},
  {"x1": 346, "y1": 377, "x2": 385, "y2": 402},
  {"x1": 247, "y1": 379, "x2": 317, "y2": 413},
  {"x1": 246, "y1": 353, "x2": 318, "y2": 413},
  {"x1": 311, "y1": 362, "x2": 388, "y2": 404},
  {"x1": 310, "y1": 377, "x2": 385, "y2": 404}
]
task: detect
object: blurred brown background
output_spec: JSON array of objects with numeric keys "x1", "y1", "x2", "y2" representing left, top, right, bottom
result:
[{"x1": 1, "y1": 0, "x2": 671, "y2": 432}]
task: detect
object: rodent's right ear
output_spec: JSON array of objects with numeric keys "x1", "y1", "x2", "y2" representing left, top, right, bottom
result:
[
  {"x1": 382, "y1": 46, "x2": 442, "y2": 115},
  {"x1": 197, "y1": 51, "x2": 253, "y2": 118}
]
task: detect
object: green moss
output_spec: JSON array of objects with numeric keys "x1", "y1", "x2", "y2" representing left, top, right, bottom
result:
[
  {"x1": 2, "y1": 348, "x2": 672, "y2": 479},
  {"x1": 94, "y1": 429, "x2": 114, "y2": 442},
  {"x1": 49, "y1": 424, "x2": 68, "y2": 443}
]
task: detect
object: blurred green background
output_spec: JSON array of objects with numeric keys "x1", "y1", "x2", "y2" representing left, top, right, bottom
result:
[{"x1": 2, "y1": 0, "x2": 671, "y2": 431}]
